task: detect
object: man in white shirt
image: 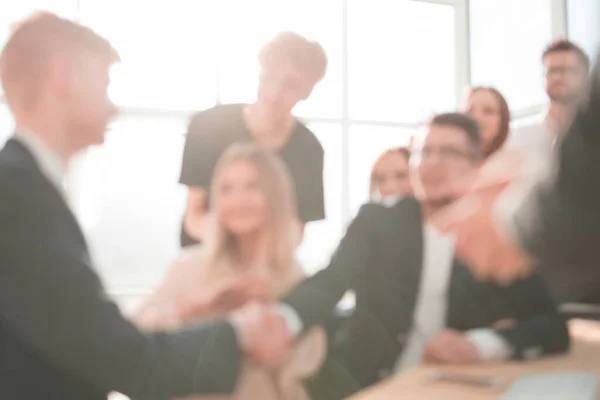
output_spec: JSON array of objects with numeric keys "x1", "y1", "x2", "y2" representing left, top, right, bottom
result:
[
  {"x1": 274, "y1": 113, "x2": 568, "y2": 398},
  {"x1": 511, "y1": 39, "x2": 590, "y2": 153}
]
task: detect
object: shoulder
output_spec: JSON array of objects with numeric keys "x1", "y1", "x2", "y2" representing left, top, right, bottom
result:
[
  {"x1": 292, "y1": 122, "x2": 324, "y2": 155},
  {"x1": 351, "y1": 196, "x2": 421, "y2": 233},
  {"x1": 357, "y1": 196, "x2": 420, "y2": 220}
]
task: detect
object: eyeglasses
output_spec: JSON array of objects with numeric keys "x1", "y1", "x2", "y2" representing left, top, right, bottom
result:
[
  {"x1": 412, "y1": 146, "x2": 475, "y2": 163},
  {"x1": 545, "y1": 66, "x2": 583, "y2": 77}
]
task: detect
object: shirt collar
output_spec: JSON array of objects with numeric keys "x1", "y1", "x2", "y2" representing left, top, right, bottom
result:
[{"x1": 13, "y1": 130, "x2": 67, "y2": 191}]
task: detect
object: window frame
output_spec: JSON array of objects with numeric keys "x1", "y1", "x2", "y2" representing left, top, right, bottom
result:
[{"x1": 0, "y1": 0, "x2": 569, "y2": 292}]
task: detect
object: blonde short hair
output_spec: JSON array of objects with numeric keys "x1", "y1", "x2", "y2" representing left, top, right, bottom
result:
[
  {"x1": 0, "y1": 12, "x2": 119, "y2": 110},
  {"x1": 258, "y1": 31, "x2": 328, "y2": 85}
]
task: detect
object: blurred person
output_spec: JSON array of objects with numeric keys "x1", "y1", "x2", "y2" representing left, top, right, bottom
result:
[
  {"x1": 432, "y1": 48, "x2": 600, "y2": 295},
  {"x1": 462, "y1": 86, "x2": 510, "y2": 160},
  {"x1": 277, "y1": 114, "x2": 568, "y2": 398},
  {"x1": 0, "y1": 12, "x2": 290, "y2": 400},
  {"x1": 137, "y1": 143, "x2": 326, "y2": 400},
  {"x1": 179, "y1": 31, "x2": 327, "y2": 248},
  {"x1": 369, "y1": 146, "x2": 412, "y2": 202},
  {"x1": 512, "y1": 39, "x2": 590, "y2": 152}
]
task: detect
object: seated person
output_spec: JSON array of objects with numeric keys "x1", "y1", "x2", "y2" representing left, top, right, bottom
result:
[
  {"x1": 285, "y1": 113, "x2": 570, "y2": 398},
  {"x1": 369, "y1": 147, "x2": 412, "y2": 202},
  {"x1": 136, "y1": 143, "x2": 326, "y2": 400}
]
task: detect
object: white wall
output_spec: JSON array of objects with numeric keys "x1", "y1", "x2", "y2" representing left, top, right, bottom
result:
[{"x1": 567, "y1": 0, "x2": 600, "y2": 61}]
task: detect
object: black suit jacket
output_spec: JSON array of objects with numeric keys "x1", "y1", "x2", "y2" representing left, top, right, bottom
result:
[
  {"x1": 285, "y1": 198, "x2": 569, "y2": 388},
  {"x1": 0, "y1": 139, "x2": 241, "y2": 400}
]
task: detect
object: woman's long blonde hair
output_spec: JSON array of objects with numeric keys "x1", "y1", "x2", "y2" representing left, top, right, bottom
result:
[{"x1": 201, "y1": 143, "x2": 300, "y2": 296}]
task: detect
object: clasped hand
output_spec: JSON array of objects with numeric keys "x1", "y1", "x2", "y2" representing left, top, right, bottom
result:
[{"x1": 180, "y1": 276, "x2": 294, "y2": 367}]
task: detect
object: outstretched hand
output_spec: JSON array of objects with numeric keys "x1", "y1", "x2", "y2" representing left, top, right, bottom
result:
[
  {"x1": 431, "y1": 149, "x2": 534, "y2": 283},
  {"x1": 230, "y1": 302, "x2": 294, "y2": 368},
  {"x1": 179, "y1": 276, "x2": 271, "y2": 320}
]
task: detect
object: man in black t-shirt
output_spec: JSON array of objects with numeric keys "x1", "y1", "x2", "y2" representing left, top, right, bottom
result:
[{"x1": 179, "y1": 32, "x2": 328, "y2": 247}]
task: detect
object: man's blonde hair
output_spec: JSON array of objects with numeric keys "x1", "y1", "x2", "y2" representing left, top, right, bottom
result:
[
  {"x1": 0, "y1": 12, "x2": 119, "y2": 110},
  {"x1": 258, "y1": 31, "x2": 328, "y2": 85}
]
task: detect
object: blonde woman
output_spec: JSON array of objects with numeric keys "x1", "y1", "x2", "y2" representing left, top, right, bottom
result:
[{"x1": 135, "y1": 143, "x2": 326, "y2": 399}]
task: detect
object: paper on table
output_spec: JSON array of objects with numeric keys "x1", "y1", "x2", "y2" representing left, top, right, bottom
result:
[{"x1": 501, "y1": 371, "x2": 597, "y2": 400}]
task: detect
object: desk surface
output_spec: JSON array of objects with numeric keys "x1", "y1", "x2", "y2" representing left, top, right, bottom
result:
[{"x1": 349, "y1": 320, "x2": 600, "y2": 400}]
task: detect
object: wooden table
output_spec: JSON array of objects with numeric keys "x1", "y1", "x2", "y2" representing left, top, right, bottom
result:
[{"x1": 349, "y1": 320, "x2": 600, "y2": 399}]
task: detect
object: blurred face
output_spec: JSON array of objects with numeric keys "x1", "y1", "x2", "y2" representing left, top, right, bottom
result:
[
  {"x1": 54, "y1": 51, "x2": 116, "y2": 149},
  {"x1": 216, "y1": 159, "x2": 269, "y2": 237},
  {"x1": 256, "y1": 59, "x2": 315, "y2": 117},
  {"x1": 543, "y1": 51, "x2": 587, "y2": 104},
  {"x1": 464, "y1": 90, "x2": 502, "y2": 154},
  {"x1": 372, "y1": 152, "x2": 411, "y2": 197},
  {"x1": 411, "y1": 124, "x2": 477, "y2": 205}
]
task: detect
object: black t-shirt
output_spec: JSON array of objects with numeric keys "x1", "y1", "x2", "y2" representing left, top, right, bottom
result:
[{"x1": 179, "y1": 103, "x2": 325, "y2": 247}]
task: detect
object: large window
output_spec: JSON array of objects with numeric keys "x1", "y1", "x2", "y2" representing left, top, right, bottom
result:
[
  {"x1": 0, "y1": 0, "x2": 567, "y2": 291},
  {"x1": 469, "y1": 0, "x2": 556, "y2": 113},
  {"x1": 70, "y1": 117, "x2": 187, "y2": 288},
  {"x1": 348, "y1": 0, "x2": 457, "y2": 123}
]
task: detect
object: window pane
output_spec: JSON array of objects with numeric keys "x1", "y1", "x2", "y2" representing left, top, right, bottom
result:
[
  {"x1": 470, "y1": 0, "x2": 553, "y2": 110},
  {"x1": 216, "y1": 0, "x2": 343, "y2": 119},
  {"x1": 80, "y1": 0, "x2": 219, "y2": 110},
  {"x1": 348, "y1": 0, "x2": 456, "y2": 123},
  {"x1": 348, "y1": 124, "x2": 413, "y2": 215},
  {"x1": 296, "y1": 123, "x2": 343, "y2": 274},
  {"x1": 71, "y1": 117, "x2": 187, "y2": 289}
]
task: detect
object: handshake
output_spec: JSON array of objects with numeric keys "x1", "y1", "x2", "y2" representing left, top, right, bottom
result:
[
  {"x1": 179, "y1": 276, "x2": 296, "y2": 367},
  {"x1": 230, "y1": 302, "x2": 296, "y2": 367}
]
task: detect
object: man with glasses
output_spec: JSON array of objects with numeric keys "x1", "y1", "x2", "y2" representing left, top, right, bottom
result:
[
  {"x1": 512, "y1": 39, "x2": 590, "y2": 152},
  {"x1": 277, "y1": 113, "x2": 568, "y2": 398}
]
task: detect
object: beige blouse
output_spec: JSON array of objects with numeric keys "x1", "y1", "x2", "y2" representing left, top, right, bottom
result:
[{"x1": 135, "y1": 246, "x2": 326, "y2": 400}]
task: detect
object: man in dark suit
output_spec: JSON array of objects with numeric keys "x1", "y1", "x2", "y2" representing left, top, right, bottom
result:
[
  {"x1": 0, "y1": 13, "x2": 291, "y2": 400},
  {"x1": 281, "y1": 113, "x2": 569, "y2": 396}
]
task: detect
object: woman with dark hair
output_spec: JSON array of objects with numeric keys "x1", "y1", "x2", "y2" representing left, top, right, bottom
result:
[
  {"x1": 462, "y1": 86, "x2": 511, "y2": 160},
  {"x1": 369, "y1": 147, "x2": 412, "y2": 201}
]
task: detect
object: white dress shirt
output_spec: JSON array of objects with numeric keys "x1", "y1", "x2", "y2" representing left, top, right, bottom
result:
[
  {"x1": 394, "y1": 223, "x2": 512, "y2": 373},
  {"x1": 495, "y1": 118, "x2": 557, "y2": 248}
]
